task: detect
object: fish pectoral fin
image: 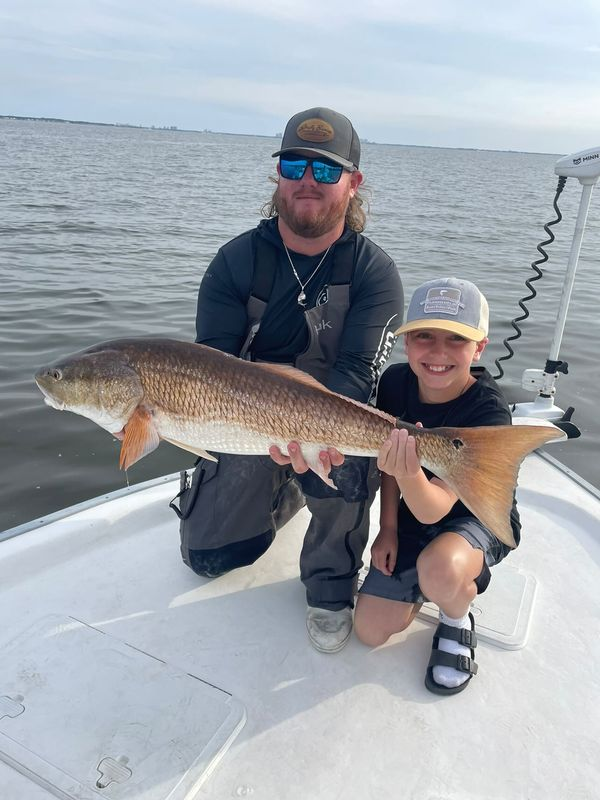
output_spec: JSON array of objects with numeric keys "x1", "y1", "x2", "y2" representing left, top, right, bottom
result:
[
  {"x1": 119, "y1": 407, "x2": 160, "y2": 470},
  {"x1": 162, "y1": 437, "x2": 218, "y2": 463}
]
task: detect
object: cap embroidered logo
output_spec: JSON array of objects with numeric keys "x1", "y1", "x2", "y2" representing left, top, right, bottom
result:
[
  {"x1": 422, "y1": 287, "x2": 464, "y2": 316},
  {"x1": 296, "y1": 119, "x2": 335, "y2": 143}
]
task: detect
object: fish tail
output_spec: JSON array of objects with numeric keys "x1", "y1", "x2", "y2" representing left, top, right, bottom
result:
[{"x1": 437, "y1": 423, "x2": 564, "y2": 549}]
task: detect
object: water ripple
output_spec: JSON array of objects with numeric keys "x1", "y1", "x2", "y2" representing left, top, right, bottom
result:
[{"x1": 1, "y1": 118, "x2": 599, "y2": 531}]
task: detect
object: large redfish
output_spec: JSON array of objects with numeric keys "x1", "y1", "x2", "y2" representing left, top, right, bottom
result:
[{"x1": 35, "y1": 338, "x2": 563, "y2": 548}]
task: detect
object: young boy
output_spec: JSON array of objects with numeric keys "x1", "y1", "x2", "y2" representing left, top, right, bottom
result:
[{"x1": 354, "y1": 277, "x2": 520, "y2": 695}]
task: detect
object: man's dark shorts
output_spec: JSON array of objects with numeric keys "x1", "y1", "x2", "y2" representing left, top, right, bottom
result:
[{"x1": 359, "y1": 516, "x2": 505, "y2": 605}]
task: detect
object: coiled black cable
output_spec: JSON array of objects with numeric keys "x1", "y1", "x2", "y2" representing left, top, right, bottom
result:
[{"x1": 492, "y1": 176, "x2": 568, "y2": 380}]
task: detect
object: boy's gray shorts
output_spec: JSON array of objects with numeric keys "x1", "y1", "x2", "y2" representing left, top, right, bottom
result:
[{"x1": 359, "y1": 516, "x2": 505, "y2": 605}]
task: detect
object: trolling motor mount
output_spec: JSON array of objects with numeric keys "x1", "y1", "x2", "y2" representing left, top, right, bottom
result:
[
  {"x1": 512, "y1": 145, "x2": 599, "y2": 431},
  {"x1": 521, "y1": 361, "x2": 568, "y2": 395}
]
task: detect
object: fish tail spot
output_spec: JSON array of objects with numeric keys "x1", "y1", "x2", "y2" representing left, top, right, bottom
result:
[{"x1": 434, "y1": 423, "x2": 562, "y2": 549}]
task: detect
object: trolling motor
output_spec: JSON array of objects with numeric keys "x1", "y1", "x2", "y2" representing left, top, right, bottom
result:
[{"x1": 499, "y1": 146, "x2": 600, "y2": 437}]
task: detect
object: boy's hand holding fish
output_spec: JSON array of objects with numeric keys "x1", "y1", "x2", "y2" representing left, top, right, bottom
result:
[
  {"x1": 378, "y1": 424, "x2": 458, "y2": 526},
  {"x1": 377, "y1": 426, "x2": 421, "y2": 480}
]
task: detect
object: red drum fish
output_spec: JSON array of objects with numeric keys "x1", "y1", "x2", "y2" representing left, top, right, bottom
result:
[{"x1": 35, "y1": 338, "x2": 564, "y2": 548}]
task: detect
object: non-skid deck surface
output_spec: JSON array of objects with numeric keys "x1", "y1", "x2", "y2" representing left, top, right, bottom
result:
[{"x1": 0, "y1": 454, "x2": 598, "y2": 799}]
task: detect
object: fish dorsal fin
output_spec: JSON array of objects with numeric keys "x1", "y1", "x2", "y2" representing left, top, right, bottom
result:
[
  {"x1": 337, "y1": 395, "x2": 398, "y2": 424},
  {"x1": 252, "y1": 362, "x2": 335, "y2": 393},
  {"x1": 119, "y1": 406, "x2": 160, "y2": 470}
]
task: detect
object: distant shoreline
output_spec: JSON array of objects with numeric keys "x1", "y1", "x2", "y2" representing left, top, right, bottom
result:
[
  {"x1": 0, "y1": 114, "x2": 557, "y2": 156},
  {"x1": 0, "y1": 114, "x2": 277, "y2": 140}
]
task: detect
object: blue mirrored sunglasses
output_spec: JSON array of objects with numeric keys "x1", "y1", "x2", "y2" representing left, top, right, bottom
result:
[{"x1": 279, "y1": 156, "x2": 346, "y2": 184}]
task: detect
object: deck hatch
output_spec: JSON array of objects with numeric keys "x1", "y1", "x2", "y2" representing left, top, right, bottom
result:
[{"x1": 0, "y1": 615, "x2": 246, "y2": 799}]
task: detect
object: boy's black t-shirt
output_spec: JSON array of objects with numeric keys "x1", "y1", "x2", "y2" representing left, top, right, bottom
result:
[{"x1": 376, "y1": 363, "x2": 521, "y2": 556}]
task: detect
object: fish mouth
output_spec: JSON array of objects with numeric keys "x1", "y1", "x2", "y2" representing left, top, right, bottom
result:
[
  {"x1": 43, "y1": 394, "x2": 66, "y2": 411},
  {"x1": 35, "y1": 378, "x2": 66, "y2": 411}
]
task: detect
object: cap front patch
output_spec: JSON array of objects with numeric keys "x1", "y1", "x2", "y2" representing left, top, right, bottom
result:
[
  {"x1": 422, "y1": 287, "x2": 463, "y2": 316},
  {"x1": 296, "y1": 119, "x2": 335, "y2": 143}
]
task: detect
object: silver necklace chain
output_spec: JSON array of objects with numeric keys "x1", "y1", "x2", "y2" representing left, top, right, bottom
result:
[{"x1": 283, "y1": 243, "x2": 332, "y2": 307}]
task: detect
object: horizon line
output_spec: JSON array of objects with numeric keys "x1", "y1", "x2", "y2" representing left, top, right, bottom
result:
[{"x1": 0, "y1": 113, "x2": 561, "y2": 157}]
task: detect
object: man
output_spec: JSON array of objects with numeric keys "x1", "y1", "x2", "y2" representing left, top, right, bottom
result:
[{"x1": 174, "y1": 107, "x2": 403, "y2": 653}]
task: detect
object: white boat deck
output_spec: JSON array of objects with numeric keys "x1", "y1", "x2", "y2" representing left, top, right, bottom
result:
[{"x1": 1, "y1": 452, "x2": 599, "y2": 799}]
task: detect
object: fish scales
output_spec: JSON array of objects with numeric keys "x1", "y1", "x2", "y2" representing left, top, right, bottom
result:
[
  {"x1": 157, "y1": 343, "x2": 463, "y2": 468},
  {"x1": 114, "y1": 340, "x2": 370, "y2": 448},
  {"x1": 35, "y1": 337, "x2": 565, "y2": 548}
]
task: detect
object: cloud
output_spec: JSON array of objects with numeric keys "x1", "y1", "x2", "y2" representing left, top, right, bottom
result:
[
  {"x1": 3, "y1": 0, "x2": 600, "y2": 46},
  {"x1": 186, "y1": 0, "x2": 600, "y2": 47},
  {"x1": 2, "y1": 0, "x2": 600, "y2": 152}
]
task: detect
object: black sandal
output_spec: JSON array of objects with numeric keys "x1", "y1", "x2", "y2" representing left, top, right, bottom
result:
[{"x1": 424, "y1": 612, "x2": 478, "y2": 696}]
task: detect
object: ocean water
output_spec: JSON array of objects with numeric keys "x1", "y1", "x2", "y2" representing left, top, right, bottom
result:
[{"x1": 1, "y1": 119, "x2": 599, "y2": 532}]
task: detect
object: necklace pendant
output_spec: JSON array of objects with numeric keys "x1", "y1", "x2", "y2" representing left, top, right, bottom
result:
[{"x1": 297, "y1": 291, "x2": 307, "y2": 306}]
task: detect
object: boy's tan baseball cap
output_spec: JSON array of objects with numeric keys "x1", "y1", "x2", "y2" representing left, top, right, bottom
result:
[{"x1": 394, "y1": 277, "x2": 489, "y2": 342}]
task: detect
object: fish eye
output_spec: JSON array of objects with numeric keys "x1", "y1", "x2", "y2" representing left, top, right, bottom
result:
[{"x1": 50, "y1": 368, "x2": 62, "y2": 381}]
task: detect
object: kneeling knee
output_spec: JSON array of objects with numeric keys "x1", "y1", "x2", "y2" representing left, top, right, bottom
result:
[
  {"x1": 353, "y1": 619, "x2": 391, "y2": 648},
  {"x1": 183, "y1": 530, "x2": 275, "y2": 577},
  {"x1": 353, "y1": 607, "x2": 412, "y2": 647},
  {"x1": 185, "y1": 549, "x2": 232, "y2": 578}
]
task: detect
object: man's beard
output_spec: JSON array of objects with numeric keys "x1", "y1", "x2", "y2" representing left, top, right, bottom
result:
[{"x1": 274, "y1": 185, "x2": 350, "y2": 239}]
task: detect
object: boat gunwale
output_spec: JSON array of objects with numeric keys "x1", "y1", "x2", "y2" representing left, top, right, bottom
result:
[{"x1": 0, "y1": 472, "x2": 181, "y2": 544}]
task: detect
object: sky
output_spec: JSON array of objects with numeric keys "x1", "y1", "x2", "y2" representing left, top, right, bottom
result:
[{"x1": 2, "y1": 0, "x2": 600, "y2": 153}]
